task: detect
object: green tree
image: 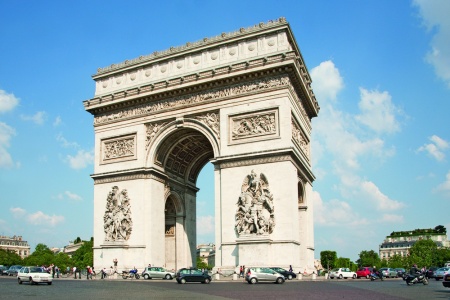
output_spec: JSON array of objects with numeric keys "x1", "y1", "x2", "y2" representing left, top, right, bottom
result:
[
  {"x1": 356, "y1": 250, "x2": 380, "y2": 268},
  {"x1": 408, "y1": 239, "x2": 436, "y2": 268},
  {"x1": 435, "y1": 225, "x2": 446, "y2": 234},
  {"x1": 71, "y1": 238, "x2": 93, "y2": 270},
  {"x1": 320, "y1": 251, "x2": 337, "y2": 271},
  {"x1": 53, "y1": 252, "x2": 73, "y2": 273},
  {"x1": 23, "y1": 243, "x2": 55, "y2": 266},
  {"x1": 196, "y1": 256, "x2": 210, "y2": 270},
  {"x1": 0, "y1": 248, "x2": 23, "y2": 265}
]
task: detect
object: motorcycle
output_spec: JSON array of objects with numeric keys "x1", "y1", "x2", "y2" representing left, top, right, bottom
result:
[
  {"x1": 406, "y1": 272, "x2": 428, "y2": 286},
  {"x1": 370, "y1": 272, "x2": 384, "y2": 281},
  {"x1": 122, "y1": 269, "x2": 140, "y2": 279}
]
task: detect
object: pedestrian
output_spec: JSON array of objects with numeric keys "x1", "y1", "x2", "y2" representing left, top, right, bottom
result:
[
  {"x1": 101, "y1": 267, "x2": 107, "y2": 279},
  {"x1": 289, "y1": 265, "x2": 293, "y2": 272},
  {"x1": 73, "y1": 266, "x2": 77, "y2": 279},
  {"x1": 239, "y1": 266, "x2": 243, "y2": 278},
  {"x1": 113, "y1": 258, "x2": 118, "y2": 273}
]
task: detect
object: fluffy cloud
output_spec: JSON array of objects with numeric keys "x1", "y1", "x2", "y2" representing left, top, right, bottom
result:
[
  {"x1": 10, "y1": 207, "x2": 64, "y2": 226},
  {"x1": 53, "y1": 116, "x2": 62, "y2": 127},
  {"x1": 414, "y1": 0, "x2": 450, "y2": 88},
  {"x1": 197, "y1": 215, "x2": 214, "y2": 235},
  {"x1": 66, "y1": 149, "x2": 94, "y2": 169},
  {"x1": 360, "y1": 181, "x2": 404, "y2": 211},
  {"x1": 56, "y1": 133, "x2": 80, "y2": 148},
  {"x1": 417, "y1": 135, "x2": 449, "y2": 161},
  {"x1": 310, "y1": 60, "x2": 344, "y2": 103},
  {"x1": 434, "y1": 170, "x2": 450, "y2": 196},
  {"x1": 20, "y1": 111, "x2": 47, "y2": 125},
  {"x1": 65, "y1": 191, "x2": 83, "y2": 201},
  {"x1": 0, "y1": 89, "x2": 19, "y2": 113},
  {"x1": 0, "y1": 122, "x2": 16, "y2": 168},
  {"x1": 355, "y1": 88, "x2": 401, "y2": 134}
]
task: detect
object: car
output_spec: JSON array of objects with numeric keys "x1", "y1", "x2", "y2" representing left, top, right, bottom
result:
[
  {"x1": 426, "y1": 266, "x2": 439, "y2": 278},
  {"x1": 356, "y1": 267, "x2": 373, "y2": 279},
  {"x1": 434, "y1": 267, "x2": 450, "y2": 281},
  {"x1": 7, "y1": 265, "x2": 22, "y2": 277},
  {"x1": 379, "y1": 268, "x2": 398, "y2": 278},
  {"x1": 142, "y1": 267, "x2": 175, "y2": 280},
  {"x1": 17, "y1": 266, "x2": 53, "y2": 285},
  {"x1": 395, "y1": 268, "x2": 406, "y2": 277},
  {"x1": 176, "y1": 268, "x2": 211, "y2": 284},
  {"x1": 329, "y1": 268, "x2": 356, "y2": 279},
  {"x1": 245, "y1": 267, "x2": 285, "y2": 284},
  {"x1": 269, "y1": 267, "x2": 296, "y2": 280},
  {"x1": 443, "y1": 273, "x2": 450, "y2": 288},
  {"x1": 0, "y1": 266, "x2": 9, "y2": 276}
]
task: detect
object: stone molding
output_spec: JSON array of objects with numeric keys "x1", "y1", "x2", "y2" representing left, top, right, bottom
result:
[
  {"x1": 92, "y1": 75, "x2": 294, "y2": 125},
  {"x1": 101, "y1": 133, "x2": 137, "y2": 164},
  {"x1": 92, "y1": 168, "x2": 167, "y2": 184},
  {"x1": 229, "y1": 108, "x2": 278, "y2": 144}
]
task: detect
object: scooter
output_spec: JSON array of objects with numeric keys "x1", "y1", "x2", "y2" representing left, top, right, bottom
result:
[
  {"x1": 406, "y1": 272, "x2": 428, "y2": 286},
  {"x1": 122, "y1": 269, "x2": 140, "y2": 279},
  {"x1": 370, "y1": 272, "x2": 384, "y2": 281}
]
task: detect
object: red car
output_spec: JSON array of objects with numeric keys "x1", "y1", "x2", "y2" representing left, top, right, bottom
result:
[{"x1": 356, "y1": 267, "x2": 373, "y2": 279}]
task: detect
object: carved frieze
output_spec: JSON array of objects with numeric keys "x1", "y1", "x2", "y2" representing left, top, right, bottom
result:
[
  {"x1": 235, "y1": 170, "x2": 275, "y2": 236},
  {"x1": 145, "y1": 122, "x2": 167, "y2": 150},
  {"x1": 196, "y1": 112, "x2": 220, "y2": 139},
  {"x1": 291, "y1": 118, "x2": 310, "y2": 159},
  {"x1": 94, "y1": 75, "x2": 291, "y2": 125},
  {"x1": 230, "y1": 109, "x2": 278, "y2": 144},
  {"x1": 103, "y1": 186, "x2": 133, "y2": 242},
  {"x1": 101, "y1": 134, "x2": 136, "y2": 164}
]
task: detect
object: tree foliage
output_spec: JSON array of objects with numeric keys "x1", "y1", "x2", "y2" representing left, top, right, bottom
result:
[
  {"x1": 71, "y1": 239, "x2": 93, "y2": 269},
  {"x1": 408, "y1": 239, "x2": 437, "y2": 268},
  {"x1": 0, "y1": 248, "x2": 22, "y2": 265},
  {"x1": 320, "y1": 251, "x2": 337, "y2": 270},
  {"x1": 356, "y1": 250, "x2": 380, "y2": 268},
  {"x1": 23, "y1": 243, "x2": 55, "y2": 266}
]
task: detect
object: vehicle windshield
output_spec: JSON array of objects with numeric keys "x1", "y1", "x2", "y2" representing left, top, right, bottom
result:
[
  {"x1": 30, "y1": 267, "x2": 46, "y2": 273},
  {"x1": 331, "y1": 268, "x2": 339, "y2": 272}
]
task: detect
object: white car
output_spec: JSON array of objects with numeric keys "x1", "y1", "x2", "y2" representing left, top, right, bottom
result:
[
  {"x1": 17, "y1": 266, "x2": 53, "y2": 285},
  {"x1": 435, "y1": 267, "x2": 450, "y2": 281},
  {"x1": 329, "y1": 267, "x2": 356, "y2": 279}
]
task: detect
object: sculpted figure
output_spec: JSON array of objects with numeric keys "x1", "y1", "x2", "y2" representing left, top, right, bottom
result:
[
  {"x1": 235, "y1": 170, "x2": 275, "y2": 235},
  {"x1": 103, "y1": 186, "x2": 133, "y2": 241}
]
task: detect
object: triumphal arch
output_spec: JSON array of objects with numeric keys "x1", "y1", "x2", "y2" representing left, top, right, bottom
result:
[{"x1": 84, "y1": 17, "x2": 319, "y2": 273}]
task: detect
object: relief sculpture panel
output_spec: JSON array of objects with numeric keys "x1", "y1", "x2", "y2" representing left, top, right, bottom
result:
[
  {"x1": 230, "y1": 109, "x2": 278, "y2": 144},
  {"x1": 104, "y1": 186, "x2": 133, "y2": 242},
  {"x1": 235, "y1": 170, "x2": 275, "y2": 235},
  {"x1": 101, "y1": 134, "x2": 136, "y2": 164}
]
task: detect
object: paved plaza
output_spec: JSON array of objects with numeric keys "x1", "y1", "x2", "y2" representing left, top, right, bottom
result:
[{"x1": 1, "y1": 276, "x2": 449, "y2": 299}]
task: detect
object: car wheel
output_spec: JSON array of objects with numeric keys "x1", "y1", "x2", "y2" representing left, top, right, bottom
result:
[
  {"x1": 250, "y1": 277, "x2": 257, "y2": 284},
  {"x1": 180, "y1": 278, "x2": 186, "y2": 284},
  {"x1": 287, "y1": 274, "x2": 293, "y2": 280},
  {"x1": 18, "y1": 278, "x2": 22, "y2": 284},
  {"x1": 276, "y1": 277, "x2": 284, "y2": 284},
  {"x1": 48, "y1": 282, "x2": 52, "y2": 285},
  {"x1": 144, "y1": 274, "x2": 150, "y2": 280},
  {"x1": 352, "y1": 274, "x2": 356, "y2": 279},
  {"x1": 165, "y1": 274, "x2": 172, "y2": 280},
  {"x1": 30, "y1": 277, "x2": 35, "y2": 285},
  {"x1": 339, "y1": 274, "x2": 343, "y2": 279},
  {"x1": 435, "y1": 278, "x2": 440, "y2": 281},
  {"x1": 204, "y1": 278, "x2": 210, "y2": 284}
]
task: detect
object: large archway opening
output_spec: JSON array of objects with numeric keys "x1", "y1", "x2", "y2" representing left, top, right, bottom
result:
[{"x1": 155, "y1": 127, "x2": 215, "y2": 269}]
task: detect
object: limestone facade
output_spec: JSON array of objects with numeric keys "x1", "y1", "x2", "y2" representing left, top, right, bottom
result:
[
  {"x1": 84, "y1": 17, "x2": 319, "y2": 273},
  {"x1": 0, "y1": 235, "x2": 30, "y2": 259}
]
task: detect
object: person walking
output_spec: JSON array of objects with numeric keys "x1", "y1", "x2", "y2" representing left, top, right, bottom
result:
[{"x1": 113, "y1": 258, "x2": 118, "y2": 273}]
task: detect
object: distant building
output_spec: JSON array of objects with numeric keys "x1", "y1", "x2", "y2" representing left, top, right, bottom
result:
[
  {"x1": 197, "y1": 243, "x2": 215, "y2": 266},
  {"x1": 0, "y1": 235, "x2": 30, "y2": 259},
  {"x1": 379, "y1": 227, "x2": 449, "y2": 260},
  {"x1": 63, "y1": 241, "x2": 84, "y2": 257}
]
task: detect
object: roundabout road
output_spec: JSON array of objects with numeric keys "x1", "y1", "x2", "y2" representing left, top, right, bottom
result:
[{"x1": 1, "y1": 276, "x2": 449, "y2": 299}]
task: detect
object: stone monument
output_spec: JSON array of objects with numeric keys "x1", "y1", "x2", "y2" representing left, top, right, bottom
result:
[{"x1": 84, "y1": 17, "x2": 319, "y2": 273}]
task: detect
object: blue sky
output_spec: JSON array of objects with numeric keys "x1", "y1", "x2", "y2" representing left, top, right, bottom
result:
[{"x1": 0, "y1": 0, "x2": 449, "y2": 262}]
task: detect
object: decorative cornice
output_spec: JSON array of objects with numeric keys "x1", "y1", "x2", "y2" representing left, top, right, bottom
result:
[
  {"x1": 94, "y1": 17, "x2": 288, "y2": 75},
  {"x1": 92, "y1": 168, "x2": 167, "y2": 185}
]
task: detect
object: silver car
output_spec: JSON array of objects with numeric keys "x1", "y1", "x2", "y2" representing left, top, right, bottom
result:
[
  {"x1": 245, "y1": 267, "x2": 285, "y2": 284},
  {"x1": 142, "y1": 267, "x2": 175, "y2": 280}
]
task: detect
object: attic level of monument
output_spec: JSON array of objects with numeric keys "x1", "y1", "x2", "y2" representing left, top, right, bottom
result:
[{"x1": 83, "y1": 17, "x2": 319, "y2": 123}]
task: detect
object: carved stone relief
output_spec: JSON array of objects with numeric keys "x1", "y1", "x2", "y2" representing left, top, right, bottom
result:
[
  {"x1": 145, "y1": 122, "x2": 167, "y2": 150},
  {"x1": 165, "y1": 225, "x2": 175, "y2": 236},
  {"x1": 102, "y1": 134, "x2": 136, "y2": 164},
  {"x1": 94, "y1": 75, "x2": 291, "y2": 125},
  {"x1": 103, "y1": 186, "x2": 133, "y2": 242},
  {"x1": 235, "y1": 170, "x2": 275, "y2": 235},
  {"x1": 231, "y1": 110, "x2": 277, "y2": 141},
  {"x1": 196, "y1": 112, "x2": 220, "y2": 139},
  {"x1": 291, "y1": 118, "x2": 309, "y2": 159}
]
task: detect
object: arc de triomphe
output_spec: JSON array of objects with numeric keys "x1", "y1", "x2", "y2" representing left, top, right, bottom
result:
[{"x1": 84, "y1": 17, "x2": 319, "y2": 273}]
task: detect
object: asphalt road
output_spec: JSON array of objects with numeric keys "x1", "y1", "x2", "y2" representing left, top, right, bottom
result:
[{"x1": 1, "y1": 276, "x2": 449, "y2": 299}]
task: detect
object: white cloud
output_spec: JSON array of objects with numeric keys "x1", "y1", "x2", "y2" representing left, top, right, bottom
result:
[
  {"x1": 0, "y1": 122, "x2": 16, "y2": 168},
  {"x1": 434, "y1": 170, "x2": 450, "y2": 196},
  {"x1": 28, "y1": 211, "x2": 64, "y2": 226},
  {"x1": 10, "y1": 207, "x2": 64, "y2": 226},
  {"x1": 66, "y1": 149, "x2": 94, "y2": 169},
  {"x1": 56, "y1": 133, "x2": 79, "y2": 148},
  {"x1": 414, "y1": 0, "x2": 450, "y2": 88},
  {"x1": 53, "y1": 116, "x2": 62, "y2": 127},
  {"x1": 20, "y1": 111, "x2": 47, "y2": 125},
  {"x1": 310, "y1": 60, "x2": 344, "y2": 103},
  {"x1": 65, "y1": 191, "x2": 83, "y2": 201},
  {"x1": 197, "y1": 215, "x2": 214, "y2": 235},
  {"x1": 360, "y1": 181, "x2": 404, "y2": 211},
  {"x1": 417, "y1": 135, "x2": 449, "y2": 161},
  {"x1": 355, "y1": 88, "x2": 401, "y2": 134},
  {"x1": 381, "y1": 214, "x2": 404, "y2": 223},
  {"x1": 0, "y1": 89, "x2": 19, "y2": 113}
]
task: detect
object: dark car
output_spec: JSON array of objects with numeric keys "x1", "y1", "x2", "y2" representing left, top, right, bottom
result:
[
  {"x1": 176, "y1": 268, "x2": 211, "y2": 284},
  {"x1": 426, "y1": 266, "x2": 439, "y2": 278},
  {"x1": 0, "y1": 266, "x2": 9, "y2": 276},
  {"x1": 269, "y1": 267, "x2": 296, "y2": 280},
  {"x1": 7, "y1": 265, "x2": 22, "y2": 277},
  {"x1": 443, "y1": 273, "x2": 450, "y2": 288},
  {"x1": 395, "y1": 268, "x2": 406, "y2": 277}
]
